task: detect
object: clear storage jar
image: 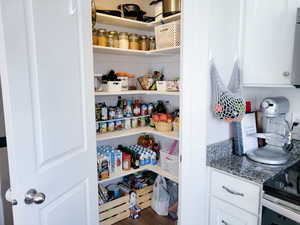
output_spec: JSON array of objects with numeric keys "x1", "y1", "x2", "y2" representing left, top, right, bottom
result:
[
  {"x1": 149, "y1": 36, "x2": 156, "y2": 50},
  {"x1": 98, "y1": 29, "x2": 107, "y2": 47},
  {"x1": 108, "y1": 31, "x2": 119, "y2": 48},
  {"x1": 119, "y1": 32, "x2": 129, "y2": 49},
  {"x1": 129, "y1": 33, "x2": 139, "y2": 50},
  {"x1": 139, "y1": 35, "x2": 149, "y2": 51}
]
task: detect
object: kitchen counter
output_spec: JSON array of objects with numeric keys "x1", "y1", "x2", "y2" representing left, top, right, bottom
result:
[{"x1": 207, "y1": 139, "x2": 300, "y2": 184}]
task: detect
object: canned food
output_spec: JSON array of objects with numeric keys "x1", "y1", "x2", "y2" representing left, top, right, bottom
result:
[
  {"x1": 131, "y1": 118, "x2": 138, "y2": 128},
  {"x1": 108, "y1": 107, "x2": 116, "y2": 120},
  {"x1": 115, "y1": 120, "x2": 123, "y2": 130},
  {"x1": 99, "y1": 122, "x2": 107, "y2": 134},
  {"x1": 108, "y1": 121, "x2": 115, "y2": 132}
]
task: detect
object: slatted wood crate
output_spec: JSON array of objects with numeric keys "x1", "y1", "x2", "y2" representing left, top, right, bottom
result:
[
  {"x1": 136, "y1": 185, "x2": 153, "y2": 210},
  {"x1": 99, "y1": 195, "x2": 130, "y2": 225}
]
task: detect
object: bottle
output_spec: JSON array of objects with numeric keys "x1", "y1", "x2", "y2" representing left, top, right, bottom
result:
[
  {"x1": 133, "y1": 99, "x2": 141, "y2": 116},
  {"x1": 101, "y1": 103, "x2": 108, "y2": 121},
  {"x1": 127, "y1": 100, "x2": 133, "y2": 117},
  {"x1": 156, "y1": 100, "x2": 167, "y2": 114}
]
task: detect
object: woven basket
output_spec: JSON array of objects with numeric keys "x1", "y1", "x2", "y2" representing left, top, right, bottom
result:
[{"x1": 155, "y1": 122, "x2": 173, "y2": 132}]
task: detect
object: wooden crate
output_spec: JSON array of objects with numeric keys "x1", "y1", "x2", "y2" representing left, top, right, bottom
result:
[
  {"x1": 99, "y1": 195, "x2": 130, "y2": 225},
  {"x1": 135, "y1": 185, "x2": 153, "y2": 210}
]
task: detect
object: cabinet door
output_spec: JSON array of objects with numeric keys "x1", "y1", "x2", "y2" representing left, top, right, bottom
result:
[
  {"x1": 210, "y1": 197, "x2": 258, "y2": 225},
  {"x1": 242, "y1": 0, "x2": 300, "y2": 85}
]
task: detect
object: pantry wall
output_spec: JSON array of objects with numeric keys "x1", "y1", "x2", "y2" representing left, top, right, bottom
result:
[{"x1": 93, "y1": 0, "x2": 180, "y2": 224}]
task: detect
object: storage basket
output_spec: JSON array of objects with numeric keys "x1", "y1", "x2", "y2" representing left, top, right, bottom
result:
[
  {"x1": 155, "y1": 122, "x2": 173, "y2": 132},
  {"x1": 155, "y1": 21, "x2": 181, "y2": 49},
  {"x1": 99, "y1": 195, "x2": 130, "y2": 225},
  {"x1": 159, "y1": 151, "x2": 179, "y2": 177},
  {"x1": 102, "y1": 81, "x2": 122, "y2": 92}
]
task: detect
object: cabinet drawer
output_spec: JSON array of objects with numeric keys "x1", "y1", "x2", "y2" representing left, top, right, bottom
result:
[
  {"x1": 211, "y1": 170, "x2": 260, "y2": 215},
  {"x1": 210, "y1": 197, "x2": 258, "y2": 225}
]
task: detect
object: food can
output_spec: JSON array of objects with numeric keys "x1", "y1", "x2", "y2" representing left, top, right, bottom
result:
[
  {"x1": 108, "y1": 107, "x2": 116, "y2": 120},
  {"x1": 141, "y1": 104, "x2": 148, "y2": 116},
  {"x1": 125, "y1": 118, "x2": 131, "y2": 129},
  {"x1": 115, "y1": 120, "x2": 123, "y2": 130},
  {"x1": 108, "y1": 121, "x2": 115, "y2": 132},
  {"x1": 99, "y1": 122, "x2": 107, "y2": 134},
  {"x1": 131, "y1": 118, "x2": 138, "y2": 128}
]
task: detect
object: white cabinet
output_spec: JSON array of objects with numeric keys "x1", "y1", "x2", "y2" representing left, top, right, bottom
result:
[
  {"x1": 209, "y1": 170, "x2": 261, "y2": 225},
  {"x1": 242, "y1": 0, "x2": 300, "y2": 86},
  {"x1": 210, "y1": 197, "x2": 258, "y2": 225}
]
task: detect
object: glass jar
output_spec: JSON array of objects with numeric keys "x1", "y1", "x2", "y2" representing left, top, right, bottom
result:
[
  {"x1": 139, "y1": 35, "x2": 149, "y2": 51},
  {"x1": 98, "y1": 29, "x2": 107, "y2": 47},
  {"x1": 108, "y1": 31, "x2": 119, "y2": 48},
  {"x1": 119, "y1": 32, "x2": 129, "y2": 49},
  {"x1": 107, "y1": 34, "x2": 114, "y2": 47},
  {"x1": 149, "y1": 36, "x2": 156, "y2": 50},
  {"x1": 129, "y1": 33, "x2": 139, "y2": 50},
  {"x1": 92, "y1": 29, "x2": 98, "y2": 45}
]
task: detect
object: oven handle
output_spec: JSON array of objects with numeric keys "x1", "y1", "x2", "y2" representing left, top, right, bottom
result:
[{"x1": 262, "y1": 198, "x2": 300, "y2": 222}]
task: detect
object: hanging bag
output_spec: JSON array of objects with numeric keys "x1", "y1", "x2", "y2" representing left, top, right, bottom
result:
[
  {"x1": 151, "y1": 175, "x2": 170, "y2": 216},
  {"x1": 211, "y1": 59, "x2": 245, "y2": 122}
]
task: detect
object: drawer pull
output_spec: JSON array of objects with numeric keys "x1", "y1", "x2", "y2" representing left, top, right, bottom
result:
[
  {"x1": 221, "y1": 220, "x2": 229, "y2": 225},
  {"x1": 222, "y1": 186, "x2": 244, "y2": 197}
]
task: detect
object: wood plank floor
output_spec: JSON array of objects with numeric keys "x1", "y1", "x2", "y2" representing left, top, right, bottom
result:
[{"x1": 114, "y1": 208, "x2": 177, "y2": 225}]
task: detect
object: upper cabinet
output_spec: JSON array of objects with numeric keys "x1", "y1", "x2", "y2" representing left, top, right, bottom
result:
[{"x1": 242, "y1": 0, "x2": 300, "y2": 86}]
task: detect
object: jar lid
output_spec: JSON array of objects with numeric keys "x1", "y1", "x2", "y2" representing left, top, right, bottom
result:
[
  {"x1": 109, "y1": 31, "x2": 118, "y2": 35},
  {"x1": 140, "y1": 35, "x2": 148, "y2": 40},
  {"x1": 149, "y1": 36, "x2": 155, "y2": 40},
  {"x1": 98, "y1": 28, "x2": 107, "y2": 33}
]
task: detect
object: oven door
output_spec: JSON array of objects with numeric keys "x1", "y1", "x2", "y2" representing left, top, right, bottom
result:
[{"x1": 262, "y1": 195, "x2": 300, "y2": 225}]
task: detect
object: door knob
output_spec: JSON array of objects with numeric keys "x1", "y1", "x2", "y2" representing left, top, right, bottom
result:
[
  {"x1": 283, "y1": 71, "x2": 290, "y2": 77},
  {"x1": 5, "y1": 188, "x2": 17, "y2": 205},
  {"x1": 24, "y1": 189, "x2": 46, "y2": 205}
]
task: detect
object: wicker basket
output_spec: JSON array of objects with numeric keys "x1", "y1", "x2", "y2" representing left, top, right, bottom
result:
[{"x1": 155, "y1": 122, "x2": 173, "y2": 132}]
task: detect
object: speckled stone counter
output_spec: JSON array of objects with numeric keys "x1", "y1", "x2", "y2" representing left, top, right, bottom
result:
[{"x1": 207, "y1": 139, "x2": 300, "y2": 184}]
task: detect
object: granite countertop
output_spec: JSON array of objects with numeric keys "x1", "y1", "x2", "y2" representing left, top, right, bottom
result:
[{"x1": 207, "y1": 139, "x2": 300, "y2": 184}]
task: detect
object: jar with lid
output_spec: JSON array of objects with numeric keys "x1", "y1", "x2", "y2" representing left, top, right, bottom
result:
[
  {"x1": 139, "y1": 35, "x2": 149, "y2": 51},
  {"x1": 149, "y1": 36, "x2": 156, "y2": 50},
  {"x1": 98, "y1": 29, "x2": 107, "y2": 47},
  {"x1": 129, "y1": 33, "x2": 139, "y2": 50},
  {"x1": 107, "y1": 34, "x2": 114, "y2": 47},
  {"x1": 119, "y1": 32, "x2": 129, "y2": 49},
  {"x1": 108, "y1": 31, "x2": 119, "y2": 48},
  {"x1": 92, "y1": 29, "x2": 98, "y2": 45}
]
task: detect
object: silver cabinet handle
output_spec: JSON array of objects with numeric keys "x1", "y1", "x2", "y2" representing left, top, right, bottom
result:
[
  {"x1": 24, "y1": 189, "x2": 46, "y2": 205},
  {"x1": 222, "y1": 220, "x2": 229, "y2": 225},
  {"x1": 283, "y1": 71, "x2": 290, "y2": 77},
  {"x1": 222, "y1": 186, "x2": 244, "y2": 197}
]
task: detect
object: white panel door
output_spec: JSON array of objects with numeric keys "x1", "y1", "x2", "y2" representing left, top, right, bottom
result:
[
  {"x1": 0, "y1": 1, "x2": 98, "y2": 225},
  {"x1": 242, "y1": 0, "x2": 300, "y2": 85},
  {"x1": 210, "y1": 197, "x2": 258, "y2": 225}
]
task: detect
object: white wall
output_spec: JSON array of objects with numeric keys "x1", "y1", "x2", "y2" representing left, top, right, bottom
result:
[{"x1": 206, "y1": 0, "x2": 241, "y2": 145}]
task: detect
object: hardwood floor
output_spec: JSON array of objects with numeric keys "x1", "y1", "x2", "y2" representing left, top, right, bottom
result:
[{"x1": 114, "y1": 208, "x2": 177, "y2": 225}]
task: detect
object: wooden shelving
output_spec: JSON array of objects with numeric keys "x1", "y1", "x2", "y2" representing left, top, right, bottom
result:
[
  {"x1": 96, "y1": 127, "x2": 179, "y2": 141},
  {"x1": 95, "y1": 90, "x2": 180, "y2": 96},
  {"x1": 93, "y1": 45, "x2": 180, "y2": 56},
  {"x1": 96, "y1": 13, "x2": 181, "y2": 31},
  {"x1": 98, "y1": 165, "x2": 178, "y2": 184}
]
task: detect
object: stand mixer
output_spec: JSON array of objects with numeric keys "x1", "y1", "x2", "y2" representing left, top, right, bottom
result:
[{"x1": 246, "y1": 97, "x2": 293, "y2": 165}]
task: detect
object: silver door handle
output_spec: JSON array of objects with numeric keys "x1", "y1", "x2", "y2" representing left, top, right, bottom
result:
[
  {"x1": 222, "y1": 186, "x2": 244, "y2": 197},
  {"x1": 222, "y1": 220, "x2": 229, "y2": 225},
  {"x1": 24, "y1": 189, "x2": 46, "y2": 205}
]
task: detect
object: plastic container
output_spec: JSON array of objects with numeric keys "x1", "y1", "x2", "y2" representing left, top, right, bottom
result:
[{"x1": 103, "y1": 81, "x2": 122, "y2": 92}]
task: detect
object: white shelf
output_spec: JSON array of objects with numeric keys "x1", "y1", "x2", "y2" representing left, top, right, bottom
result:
[
  {"x1": 98, "y1": 165, "x2": 178, "y2": 183},
  {"x1": 95, "y1": 90, "x2": 180, "y2": 96},
  {"x1": 96, "y1": 13, "x2": 181, "y2": 31},
  {"x1": 93, "y1": 46, "x2": 180, "y2": 56},
  {"x1": 96, "y1": 127, "x2": 179, "y2": 141}
]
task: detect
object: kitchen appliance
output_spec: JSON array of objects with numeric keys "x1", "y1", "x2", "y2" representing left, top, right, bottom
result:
[
  {"x1": 118, "y1": 4, "x2": 146, "y2": 21},
  {"x1": 150, "y1": 0, "x2": 181, "y2": 18},
  {"x1": 162, "y1": 0, "x2": 181, "y2": 17},
  {"x1": 262, "y1": 160, "x2": 300, "y2": 224},
  {"x1": 292, "y1": 8, "x2": 300, "y2": 87},
  {"x1": 246, "y1": 97, "x2": 292, "y2": 165}
]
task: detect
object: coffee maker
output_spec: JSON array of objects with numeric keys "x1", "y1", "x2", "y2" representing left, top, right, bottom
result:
[{"x1": 246, "y1": 97, "x2": 293, "y2": 165}]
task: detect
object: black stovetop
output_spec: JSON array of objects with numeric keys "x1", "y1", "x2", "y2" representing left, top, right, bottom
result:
[{"x1": 264, "y1": 160, "x2": 300, "y2": 206}]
